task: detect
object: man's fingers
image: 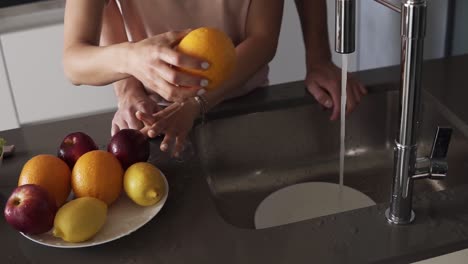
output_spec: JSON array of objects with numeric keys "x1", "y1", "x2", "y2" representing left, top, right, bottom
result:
[
  {"x1": 173, "y1": 134, "x2": 187, "y2": 158},
  {"x1": 116, "y1": 120, "x2": 129, "y2": 130},
  {"x1": 136, "y1": 102, "x2": 181, "y2": 125},
  {"x1": 359, "y1": 82, "x2": 368, "y2": 95},
  {"x1": 136, "y1": 102, "x2": 182, "y2": 138},
  {"x1": 136, "y1": 111, "x2": 156, "y2": 127},
  {"x1": 155, "y1": 76, "x2": 200, "y2": 102},
  {"x1": 138, "y1": 101, "x2": 158, "y2": 115},
  {"x1": 126, "y1": 115, "x2": 144, "y2": 130},
  {"x1": 326, "y1": 82, "x2": 341, "y2": 121},
  {"x1": 160, "y1": 134, "x2": 174, "y2": 152},
  {"x1": 351, "y1": 83, "x2": 361, "y2": 104},
  {"x1": 155, "y1": 102, "x2": 184, "y2": 119},
  {"x1": 346, "y1": 87, "x2": 357, "y2": 114},
  {"x1": 140, "y1": 125, "x2": 151, "y2": 138},
  {"x1": 136, "y1": 113, "x2": 164, "y2": 138},
  {"x1": 111, "y1": 123, "x2": 120, "y2": 136},
  {"x1": 307, "y1": 81, "x2": 333, "y2": 109}
]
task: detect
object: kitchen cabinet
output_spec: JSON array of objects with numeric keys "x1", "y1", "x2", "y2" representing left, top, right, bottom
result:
[
  {"x1": 0, "y1": 39, "x2": 19, "y2": 131},
  {"x1": 1, "y1": 23, "x2": 117, "y2": 125}
]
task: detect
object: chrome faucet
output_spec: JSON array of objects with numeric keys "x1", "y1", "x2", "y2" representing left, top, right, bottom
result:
[{"x1": 335, "y1": 0, "x2": 452, "y2": 224}]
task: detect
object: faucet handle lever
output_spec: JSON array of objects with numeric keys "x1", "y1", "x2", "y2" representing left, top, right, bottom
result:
[
  {"x1": 413, "y1": 127, "x2": 452, "y2": 180},
  {"x1": 428, "y1": 127, "x2": 452, "y2": 179},
  {"x1": 430, "y1": 127, "x2": 452, "y2": 160}
]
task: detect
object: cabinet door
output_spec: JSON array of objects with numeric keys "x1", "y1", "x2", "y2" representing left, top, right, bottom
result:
[
  {"x1": 0, "y1": 39, "x2": 19, "y2": 131},
  {"x1": 1, "y1": 24, "x2": 117, "y2": 125}
]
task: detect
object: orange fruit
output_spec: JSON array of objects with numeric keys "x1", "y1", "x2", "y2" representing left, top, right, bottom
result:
[
  {"x1": 177, "y1": 27, "x2": 236, "y2": 90},
  {"x1": 18, "y1": 154, "x2": 71, "y2": 207},
  {"x1": 72, "y1": 150, "x2": 123, "y2": 205}
]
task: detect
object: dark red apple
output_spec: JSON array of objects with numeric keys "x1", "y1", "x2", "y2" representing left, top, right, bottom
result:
[
  {"x1": 4, "y1": 184, "x2": 57, "y2": 235},
  {"x1": 107, "y1": 129, "x2": 150, "y2": 169},
  {"x1": 58, "y1": 132, "x2": 98, "y2": 168}
]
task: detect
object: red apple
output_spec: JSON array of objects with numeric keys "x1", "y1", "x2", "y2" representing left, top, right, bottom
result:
[
  {"x1": 108, "y1": 129, "x2": 150, "y2": 169},
  {"x1": 4, "y1": 184, "x2": 57, "y2": 235},
  {"x1": 58, "y1": 132, "x2": 98, "y2": 168}
]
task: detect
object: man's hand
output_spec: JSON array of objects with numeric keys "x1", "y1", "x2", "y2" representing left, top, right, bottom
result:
[
  {"x1": 306, "y1": 61, "x2": 367, "y2": 121},
  {"x1": 136, "y1": 99, "x2": 199, "y2": 158},
  {"x1": 111, "y1": 80, "x2": 161, "y2": 136}
]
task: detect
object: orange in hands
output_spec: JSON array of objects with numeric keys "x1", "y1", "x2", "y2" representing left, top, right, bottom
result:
[{"x1": 177, "y1": 27, "x2": 236, "y2": 90}]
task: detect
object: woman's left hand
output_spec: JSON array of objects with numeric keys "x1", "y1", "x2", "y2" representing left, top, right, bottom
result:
[{"x1": 136, "y1": 99, "x2": 200, "y2": 157}]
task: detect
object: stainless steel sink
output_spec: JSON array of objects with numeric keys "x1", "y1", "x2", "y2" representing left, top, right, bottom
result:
[{"x1": 193, "y1": 90, "x2": 468, "y2": 229}]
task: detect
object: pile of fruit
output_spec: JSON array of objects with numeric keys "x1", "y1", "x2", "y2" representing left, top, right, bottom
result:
[{"x1": 3, "y1": 129, "x2": 166, "y2": 243}]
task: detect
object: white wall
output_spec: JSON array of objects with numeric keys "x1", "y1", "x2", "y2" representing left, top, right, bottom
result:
[
  {"x1": 269, "y1": 0, "x2": 359, "y2": 85},
  {"x1": 270, "y1": 0, "x2": 450, "y2": 83},
  {"x1": 453, "y1": 0, "x2": 468, "y2": 56},
  {"x1": 268, "y1": 0, "x2": 306, "y2": 85},
  {"x1": 0, "y1": 39, "x2": 19, "y2": 131},
  {"x1": 355, "y1": 0, "x2": 448, "y2": 70}
]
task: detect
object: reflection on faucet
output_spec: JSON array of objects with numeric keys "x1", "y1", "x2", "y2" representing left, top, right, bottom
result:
[{"x1": 334, "y1": 0, "x2": 453, "y2": 224}]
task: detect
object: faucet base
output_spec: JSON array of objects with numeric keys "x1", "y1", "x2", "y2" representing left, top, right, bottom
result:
[{"x1": 385, "y1": 208, "x2": 415, "y2": 225}]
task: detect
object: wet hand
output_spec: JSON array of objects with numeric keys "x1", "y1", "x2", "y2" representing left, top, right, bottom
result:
[{"x1": 305, "y1": 61, "x2": 367, "y2": 121}]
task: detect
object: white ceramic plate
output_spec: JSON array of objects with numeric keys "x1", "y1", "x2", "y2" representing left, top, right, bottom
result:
[{"x1": 20, "y1": 171, "x2": 169, "y2": 248}]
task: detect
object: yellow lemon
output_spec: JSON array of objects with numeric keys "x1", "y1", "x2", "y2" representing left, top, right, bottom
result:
[
  {"x1": 177, "y1": 27, "x2": 236, "y2": 90},
  {"x1": 124, "y1": 162, "x2": 166, "y2": 206},
  {"x1": 52, "y1": 197, "x2": 107, "y2": 243}
]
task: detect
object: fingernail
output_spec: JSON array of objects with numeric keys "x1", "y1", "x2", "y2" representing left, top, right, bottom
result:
[
  {"x1": 200, "y1": 79, "x2": 209, "y2": 87},
  {"x1": 201, "y1": 62, "x2": 210, "y2": 70},
  {"x1": 325, "y1": 100, "x2": 333, "y2": 108},
  {"x1": 197, "y1": 89, "x2": 206, "y2": 95},
  {"x1": 149, "y1": 130, "x2": 156, "y2": 138},
  {"x1": 161, "y1": 143, "x2": 168, "y2": 151}
]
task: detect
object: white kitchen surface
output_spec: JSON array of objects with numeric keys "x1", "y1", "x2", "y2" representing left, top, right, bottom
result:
[{"x1": 1, "y1": 24, "x2": 117, "y2": 125}]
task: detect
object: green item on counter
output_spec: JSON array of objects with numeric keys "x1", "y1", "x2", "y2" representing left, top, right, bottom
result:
[{"x1": 0, "y1": 137, "x2": 5, "y2": 153}]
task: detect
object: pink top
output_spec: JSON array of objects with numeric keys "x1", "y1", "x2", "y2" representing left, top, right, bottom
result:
[{"x1": 115, "y1": 0, "x2": 269, "y2": 98}]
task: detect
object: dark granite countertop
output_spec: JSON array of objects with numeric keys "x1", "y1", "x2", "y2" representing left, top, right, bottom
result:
[{"x1": 1, "y1": 55, "x2": 468, "y2": 264}]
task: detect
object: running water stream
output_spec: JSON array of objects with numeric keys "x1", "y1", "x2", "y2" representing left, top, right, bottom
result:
[{"x1": 339, "y1": 54, "x2": 348, "y2": 198}]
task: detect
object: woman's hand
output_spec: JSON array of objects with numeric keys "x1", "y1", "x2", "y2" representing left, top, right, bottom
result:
[
  {"x1": 305, "y1": 61, "x2": 367, "y2": 121},
  {"x1": 126, "y1": 30, "x2": 210, "y2": 102},
  {"x1": 136, "y1": 99, "x2": 200, "y2": 157}
]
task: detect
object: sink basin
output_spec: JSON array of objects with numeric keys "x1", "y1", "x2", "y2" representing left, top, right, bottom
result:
[{"x1": 194, "y1": 90, "x2": 468, "y2": 229}]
